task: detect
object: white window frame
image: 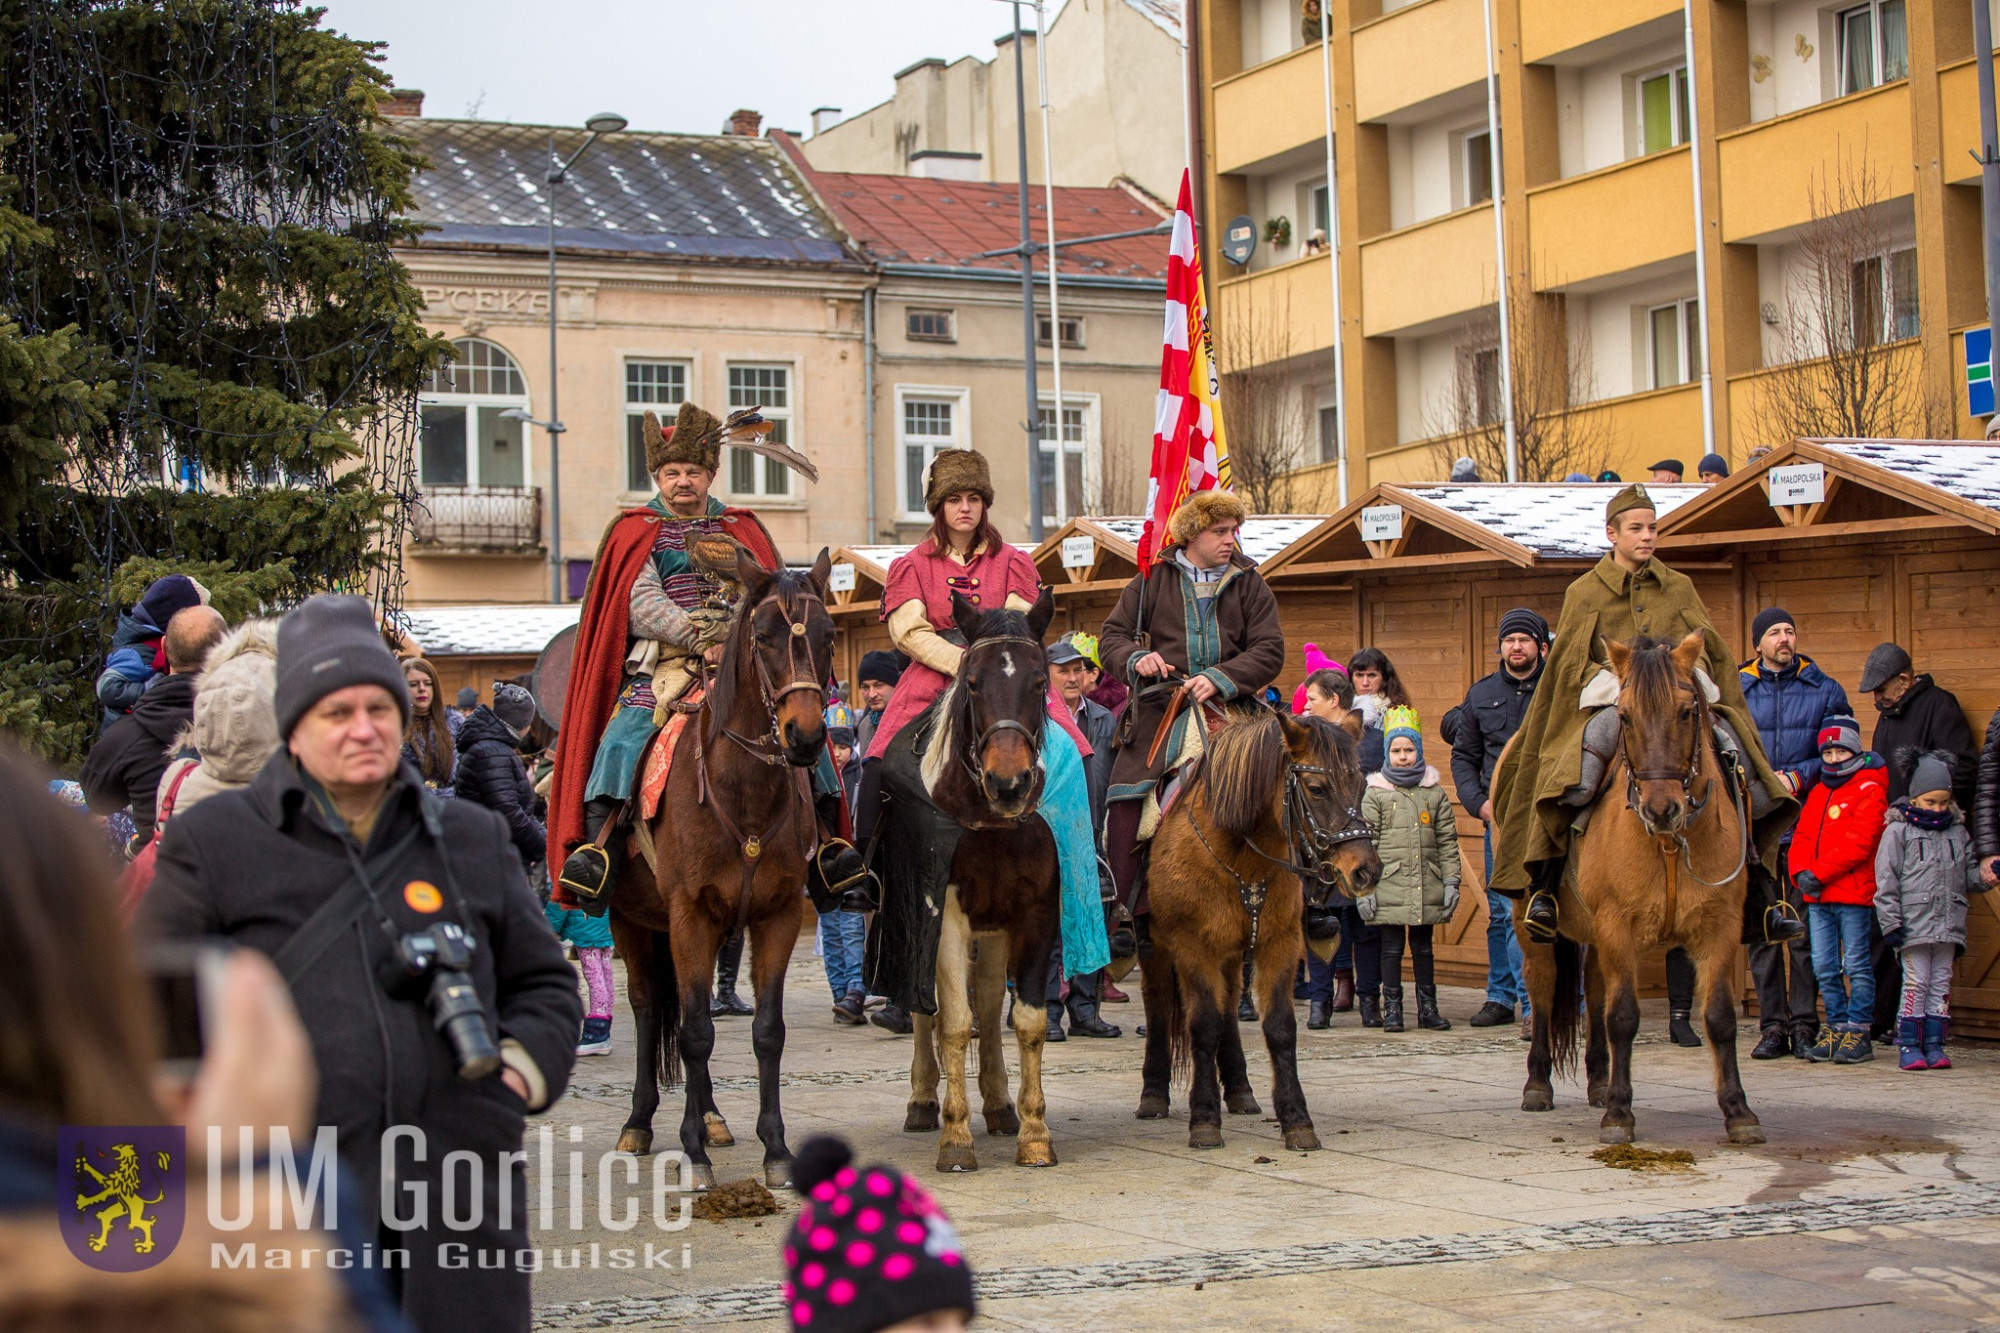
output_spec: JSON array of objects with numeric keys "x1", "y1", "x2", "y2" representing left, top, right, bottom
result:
[
  {"x1": 1633, "y1": 63, "x2": 1691, "y2": 156},
  {"x1": 417, "y1": 337, "x2": 532, "y2": 490},
  {"x1": 1848, "y1": 245, "x2": 1919, "y2": 346},
  {"x1": 1035, "y1": 393, "x2": 1097, "y2": 527},
  {"x1": 1457, "y1": 127, "x2": 1495, "y2": 210},
  {"x1": 1837, "y1": 0, "x2": 1908, "y2": 95},
  {"x1": 1647, "y1": 296, "x2": 1702, "y2": 389},
  {"x1": 1461, "y1": 343, "x2": 1503, "y2": 428},
  {"x1": 896, "y1": 385, "x2": 970, "y2": 522},
  {"x1": 724, "y1": 362, "x2": 796, "y2": 501},
  {"x1": 622, "y1": 358, "x2": 690, "y2": 494}
]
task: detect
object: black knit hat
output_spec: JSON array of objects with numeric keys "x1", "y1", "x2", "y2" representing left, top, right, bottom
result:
[
  {"x1": 1750, "y1": 607, "x2": 1793, "y2": 648},
  {"x1": 273, "y1": 594, "x2": 411, "y2": 739},
  {"x1": 784, "y1": 1136, "x2": 973, "y2": 1333},
  {"x1": 857, "y1": 650, "x2": 904, "y2": 688},
  {"x1": 1497, "y1": 607, "x2": 1549, "y2": 648}
]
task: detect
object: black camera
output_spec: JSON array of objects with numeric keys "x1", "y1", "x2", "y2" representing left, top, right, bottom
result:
[{"x1": 378, "y1": 923, "x2": 502, "y2": 1080}]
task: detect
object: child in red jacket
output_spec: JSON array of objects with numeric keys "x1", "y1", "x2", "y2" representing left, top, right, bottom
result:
[{"x1": 1789, "y1": 715, "x2": 1889, "y2": 1064}]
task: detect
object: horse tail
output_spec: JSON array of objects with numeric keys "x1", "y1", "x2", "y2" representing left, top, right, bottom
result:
[
  {"x1": 1547, "y1": 935, "x2": 1585, "y2": 1079},
  {"x1": 648, "y1": 927, "x2": 683, "y2": 1090},
  {"x1": 1157, "y1": 950, "x2": 1193, "y2": 1085}
]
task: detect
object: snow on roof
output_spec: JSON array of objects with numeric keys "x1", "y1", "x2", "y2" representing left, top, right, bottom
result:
[
  {"x1": 1090, "y1": 515, "x2": 1324, "y2": 566},
  {"x1": 1813, "y1": 440, "x2": 2000, "y2": 512},
  {"x1": 1401, "y1": 484, "x2": 1705, "y2": 559},
  {"x1": 397, "y1": 604, "x2": 580, "y2": 658},
  {"x1": 839, "y1": 542, "x2": 1037, "y2": 573},
  {"x1": 1123, "y1": 0, "x2": 1184, "y2": 41}
]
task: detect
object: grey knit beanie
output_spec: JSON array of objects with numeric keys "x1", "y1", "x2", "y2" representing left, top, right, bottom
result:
[
  {"x1": 492, "y1": 681, "x2": 537, "y2": 734},
  {"x1": 273, "y1": 594, "x2": 411, "y2": 739},
  {"x1": 1908, "y1": 751, "x2": 1955, "y2": 801}
]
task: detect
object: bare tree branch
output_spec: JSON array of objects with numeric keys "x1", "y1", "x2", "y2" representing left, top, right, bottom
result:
[{"x1": 1214, "y1": 286, "x2": 1311, "y2": 512}]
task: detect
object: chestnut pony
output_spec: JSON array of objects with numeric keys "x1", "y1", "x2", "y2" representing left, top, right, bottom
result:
[{"x1": 609, "y1": 545, "x2": 835, "y2": 1190}]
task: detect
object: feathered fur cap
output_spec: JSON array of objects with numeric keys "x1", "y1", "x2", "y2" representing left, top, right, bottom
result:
[
  {"x1": 924, "y1": 448, "x2": 993, "y2": 512},
  {"x1": 1166, "y1": 488, "x2": 1247, "y2": 546},
  {"x1": 642, "y1": 402, "x2": 821, "y2": 483}
]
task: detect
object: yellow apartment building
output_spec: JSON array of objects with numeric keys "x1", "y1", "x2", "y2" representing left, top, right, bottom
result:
[{"x1": 1199, "y1": 0, "x2": 1994, "y2": 500}]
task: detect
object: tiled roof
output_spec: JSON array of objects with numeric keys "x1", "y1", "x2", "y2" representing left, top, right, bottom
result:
[
  {"x1": 1091, "y1": 515, "x2": 1325, "y2": 566},
  {"x1": 799, "y1": 170, "x2": 1167, "y2": 281},
  {"x1": 1813, "y1": 440, "x2": 2000, "y2": 512},
  {"x1": 1402, "y1": 484, "x2": 1705, "y2": 559},
  {"x1": 397, "y1": 604, "x2": 581, "y2": 658},
  {"x1": 401, "y1": 119, "x2": 854, "y2": 265}
]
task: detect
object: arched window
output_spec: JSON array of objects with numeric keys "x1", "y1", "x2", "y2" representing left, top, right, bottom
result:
[{"x1": 418, "y1": 338, "x2": 530, "y2": 488}]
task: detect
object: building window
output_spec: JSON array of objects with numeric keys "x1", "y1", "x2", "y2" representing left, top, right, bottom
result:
[
  {"x1": 1036, "y1": 315, "x2": 1085, "y2": 348},
  {"x1": 623, "y1": 359, "x2": 689, "y2": 491},
  {"x1": 900, "y1": 393, "x2": 963, "y2": 518},
  {"x1": 1461, "y1": 345, "x2": 1503, "y2": 427},
  {"x1": 726, "y1": 365, "x2": 793, "y2": 498},
  {"x1": 1648, "y1": 297, "x2": 1702, "y2": 388},
  {"x1": 907, "y1": 308, "x2": 955, "y2": 343},
  {"x1": 1318, "y1": 405, "x2": 1340, "y2": 464},
  {"x1": 418, "y1": 337, "x2": 529, "y2": 488},
  {"x1": 1461, "y1": 129, "x2": 1495, "y2": 208},
  {"x1": 1839, "y1": 0, "x2": 1908, "y2": 95},
  {"x1": 1637, "y1": 65, "x2": 1691, "y2": 155},
  {"x1": 1036, "y1": 399, "x2": 1090, "y2": 525},
  {"x1": 1849, "y1": 246, "x2": 1919, "y2": 346}
]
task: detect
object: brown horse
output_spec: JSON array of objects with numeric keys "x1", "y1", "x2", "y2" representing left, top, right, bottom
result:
[
  {"x1": 887, "y1": 588, "x2": 1066, "y2": 1172},
  {"x1": 1139, "y1": 709, "x2": 1379, "y2": 1151},
  {"x1": 1518, "y1": 630, "x2": 1764, "y2": 1146},
  {"x1": 608, "y1": 545, "x2": 836, "y2": 1188}
]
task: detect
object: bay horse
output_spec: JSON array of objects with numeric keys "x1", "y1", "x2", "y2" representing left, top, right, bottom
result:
[
  {"x1": 893, "y1": 588, "x2": 1066, "y2": 1172},
  {"x1": 1139, "y1": 709, "x2": 1379, "y2": 1151},
  {"x1": 608, "y1": 544, "x2": 836, "y2": 1189},
  {"x1": 1518, "y1": 629, "x2": 1764, "y2": 1146}
]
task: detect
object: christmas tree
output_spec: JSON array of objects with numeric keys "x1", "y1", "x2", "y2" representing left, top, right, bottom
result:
[{"x1": 0, "y1": 0, "x2": 446, "y2": 764}]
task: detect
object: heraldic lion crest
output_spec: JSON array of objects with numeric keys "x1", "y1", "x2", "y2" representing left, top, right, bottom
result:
[{"x1": 73, "y1": 1141, "x2": 171, "y2": 1254}]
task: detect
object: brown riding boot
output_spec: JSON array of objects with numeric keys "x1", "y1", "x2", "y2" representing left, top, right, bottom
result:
[{"x1": 1332, "y1": 968, "x2": 1356, "y2": 1013}]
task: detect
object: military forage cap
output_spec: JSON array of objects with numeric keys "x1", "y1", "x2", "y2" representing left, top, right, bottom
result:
[
  {"x1": 1605, "y1": 483, "x2": 1655, "y2": 523},
  {"x1": 644, "y1": 401, "x2": 723, "y2": 474}
]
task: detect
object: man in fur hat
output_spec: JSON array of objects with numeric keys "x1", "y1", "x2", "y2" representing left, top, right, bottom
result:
[
  {"x1": 1098, "y1": 489, "x2": 1286, "y2": 917},
  {"x1": 550, "y1": 401, "x2": 787, "y2": 907},
  {"x1": 1490, "y1": 483, "x2": 1797, "y2": 944}
]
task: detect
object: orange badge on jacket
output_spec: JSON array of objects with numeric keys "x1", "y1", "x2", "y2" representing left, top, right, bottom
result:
[{"x1": 404, "y1": 880, "x2": 444, "y2": 913}]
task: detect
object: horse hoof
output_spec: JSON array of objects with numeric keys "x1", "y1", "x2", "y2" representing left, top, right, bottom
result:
[
  {"x1": 1598, "y1": 1123, "x2": 1634, "y2": 1146},
  {"x1": 1225, "y1": 1091, "x2": 1262, "y2": 1116},
  {"x1": 1015, "y1": 1141, "x2": 1058, "y2": 1168},
  {"x1": 688, "y1": 1162, "x2": 717, "y2": 1192},
  {"x1": 1726, "y1": 1120, "x2": 1766, "y2": 1145},
  {"x1": 1521, "y1": 1089, "x2": 1553, "y2": 1113},
  {"x1": 615, "y1": 1128, "x2": 653, "y2": 1155},
  {"x1": 703, "y1": 1112, "x2": 735, "y2": 1148},
  {"x1": 1189, "y1": 1123, "x2": 1224, "y2": 1150},
  {"x1": 984, "y1": 1105, "x2": 1020, "y2": 1137},
  {"x1": 765, "y1": 1159, "x2": 793, "y2": 1189},
  {"x1": 1587, "y1": 1084, "x2": 1608, "y2": 1109},
  {"x1": 904, "y1": 1103, "x2": 940, "y2": 1133},
  {"x1": 937, "y1": 1143, "x2": 979, "y2": 1173},
  {"x1": 1283, "y1": 1125, "x2": 1322, "y2": 1152},
  {"x1": 1135, "y1": 1093, "x2": 1171, "y2": 1120}
]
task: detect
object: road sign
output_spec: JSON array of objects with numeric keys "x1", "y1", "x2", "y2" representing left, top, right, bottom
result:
[
  {"x1": 1969, "y1": 327, "x2": 1994, "y2": 418},
  {"x1": 1060, "y1": 536, "x2": 1096, "y2": 569},
  {"x1": 1360, "y1": 504, "x2": 1404, "y2": 541},
  {"x1": 1768, "y1": 463, "x2": 1825, "y2": 506}
]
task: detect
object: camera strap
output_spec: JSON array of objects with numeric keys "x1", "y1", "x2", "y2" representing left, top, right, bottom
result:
[{"x1": 274, "y1": 824, "x2": 423, "y2": 988}]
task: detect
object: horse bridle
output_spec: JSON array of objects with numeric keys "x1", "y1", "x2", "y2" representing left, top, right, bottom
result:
[
  {"x1": 717, "y1": 582, "x2": 831, "y2": 767},
  {"x1": 1617, "y1": 671, "x2": 1751, "y2": 894},
  {"x1": 954, "y1": 633, "x2": 1049, "y2": 817},
  {"x1": 1184, "y1": 756, "x2": 1375, "y2": 947}
]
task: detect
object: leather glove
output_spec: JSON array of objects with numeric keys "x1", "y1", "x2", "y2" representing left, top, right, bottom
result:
[
  {"x1": 1792, "y1": 870, "x2": 1823, "y2": 899},
  {"x1": 1356, "y1": 894, "x2": 1378, "y2": 923},
  {"x1": 1880, "y1": 925, "x2": 1906, "y2": 952},
  {"x1": 1442, "y1": 885, "x2": 1460, "y2": 920},
  {"x1": 685, "y1": 606, "x2": 733, "y2": 648}
]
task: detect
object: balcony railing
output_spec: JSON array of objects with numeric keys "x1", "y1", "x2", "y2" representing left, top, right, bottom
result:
[{"x1": 412, "y1": 485, "x2": 544, "y2": 553}]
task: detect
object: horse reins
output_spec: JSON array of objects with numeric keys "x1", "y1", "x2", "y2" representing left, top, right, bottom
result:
[
  {"x1": 1617, "y1": 673, "x2": 1753, "y2": 929},
  {"x1": 1182, "y1": 759, "x2": 1374, "y2": 946},
  {"x1": 953, "y1": 632, "x2": 1050, "y2": 824}
]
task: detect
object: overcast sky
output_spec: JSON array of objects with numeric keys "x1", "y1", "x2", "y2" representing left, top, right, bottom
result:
[{"x1": 317, "y1": 0, "x2": 1064, "y2": 137}]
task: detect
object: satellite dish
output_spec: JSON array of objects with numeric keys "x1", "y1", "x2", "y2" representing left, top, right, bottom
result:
[
  {"x1": 531, "y1": 623, "x2": 578, "y2": 732},
  {"x1": 1221, "y1": 214, "x2": 1257, "y2": 267}
]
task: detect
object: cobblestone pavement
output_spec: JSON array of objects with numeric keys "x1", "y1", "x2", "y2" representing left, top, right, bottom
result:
[{"x1": 528, "y1": 939, "x2": 2000, "y2": 1330}]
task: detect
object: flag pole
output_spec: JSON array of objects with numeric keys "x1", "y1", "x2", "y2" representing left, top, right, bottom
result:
[
  {"x1": 1317, "y1": 0, "x2": 1349, "y2": 507},
  {"x1": 1033, "y1": 0, "x2": 1072, "y2": 521},
  {"x1": 1010, "y1": 3, "x2": 1046, "y2": 542}
]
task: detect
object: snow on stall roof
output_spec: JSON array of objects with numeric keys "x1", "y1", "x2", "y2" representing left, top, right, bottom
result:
[
  {"x1": 1812, "y1": 440, "x2": 2000, "y2": 512},
  {"x1": 1399, "y1": 484, "x2": 1705, "y2": 559},
  {"x1": 1090, "y1": 515, "x2": 1324, "y2": 566},
  {"x1": 396, "y1": 604, "x2": 580, "y2": 658},
  {"x1": 839, "y1": 542, "x2": 1037, "y2": 573}
]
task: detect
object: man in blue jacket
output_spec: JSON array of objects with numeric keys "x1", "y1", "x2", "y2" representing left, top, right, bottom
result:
[{"x1": 1739, "y1": 606, "x2": 1850, "y2": 1060}]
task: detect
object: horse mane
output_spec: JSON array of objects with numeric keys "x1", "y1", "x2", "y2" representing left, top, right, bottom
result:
[
  {"x1": 1300, "y1": 713, "x2": 1361, "y2": 791},
  {"x1": 1619, "y1": 634, "x2": 1686, "y2": 722},
  {"x1": 705, "y1": 568, "x2": 814, "y2": 743},
  {"x1": 1203, "y1": 711, "x2": 1287, "y2": 838}
]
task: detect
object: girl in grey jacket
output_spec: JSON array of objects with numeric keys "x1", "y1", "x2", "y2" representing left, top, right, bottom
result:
[{"x1": 1875, "y1": 750, "x2": 1990, "y2": 1071}]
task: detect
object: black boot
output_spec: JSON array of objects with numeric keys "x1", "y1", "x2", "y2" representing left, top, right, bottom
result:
[
  {"x1": 1381, "y1": 984, "x2": 1406, "y2": 1032},
  {"x1": 1415, "y1": 986, "x2": 1451, "y2": 1030},
  {"x1": 1358, "y1": 991, "x2": 1382, "y2": 1028},
  {"x1": 1238, "y1": 956, "x2": 1258, "y2": 1022},
  {"x1": 1741, "y1": 867, "x2": 1805, "y2": 945},
  {"x1": 1669, "y1": 1010, "x2": 1702, "y2": 1047},
  {"x1": 1521, "y1": 862, "x2": 1560, "y2": 944},
  {"x1": 559, "y1": 798, "x2": 624, "y2": 915},
  {"x1": 1750, "y1": 1026, "x2": 1790, "y2": 1060},
  {"x1": 711, "y1": 929, "x2": 753, "y2": 1016},
  {"x1": 870, "y1": 1002, "x2": 913, "y2": 1035},
  {"x1": 1307, "y1": 1000, "x2": 1331, "y2": 1030}
]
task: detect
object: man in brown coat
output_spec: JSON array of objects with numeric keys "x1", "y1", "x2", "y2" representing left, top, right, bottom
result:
[{"x1": 1099, "y1": 490, "x2": 1286, "y2": 914}]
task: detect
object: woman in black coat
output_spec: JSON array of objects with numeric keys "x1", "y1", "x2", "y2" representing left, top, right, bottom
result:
[{"x1": 453, "y1": 683, "x2": 546, "y2": 870}]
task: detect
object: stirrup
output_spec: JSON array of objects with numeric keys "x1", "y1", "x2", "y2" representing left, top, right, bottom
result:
[
  {"x1": 1522, "y1": 890, "x2": 1559, "y2": 945},
  {"x1": 1762, "y1": 899, "x2": 1805, "y2": 945},
  {"x1": 560, "y1": 843, "x2": 614, "y2": 915},
  {"x1": 815, "y1": 839, "x2": 878, "y2": 913}
]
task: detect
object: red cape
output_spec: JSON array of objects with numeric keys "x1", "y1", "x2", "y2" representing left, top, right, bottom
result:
[{"x1": 548, "y1": 504, "x2": 779, "y2": 868}]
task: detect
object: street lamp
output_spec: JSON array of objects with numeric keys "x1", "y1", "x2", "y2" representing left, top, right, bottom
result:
[{"x1": 539, "y1": 111, "x2": 626, "y2": 602}]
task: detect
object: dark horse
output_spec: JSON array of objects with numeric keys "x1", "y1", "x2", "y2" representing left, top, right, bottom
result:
[
  {"x1": 889, "y1": 587, "x2": 1067, "y2": 1172},
  {"x1": 1517, "y1": 630, "x2": 1764, "y2": 1146},
  {"x1": 608, "y1": 544, "x2": 836, "y2": 1188},
  {"x1": 1139, "y1": 709, "x2": 1379, "y2": 1150}
]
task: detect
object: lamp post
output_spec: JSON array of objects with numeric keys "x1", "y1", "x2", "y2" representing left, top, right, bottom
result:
[{"x1": 533, "y1": 111, "x2": 626, "y2": 603}]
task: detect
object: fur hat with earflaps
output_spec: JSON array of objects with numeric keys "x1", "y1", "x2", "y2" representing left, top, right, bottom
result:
[
  {"x1": 923, "y1": 448, "x2": 994, "y2": 512},
  {"x1": 1166, "y1": 488, "x2": 1248, "y2": 547},
  {"x1": 643, "y1": 401, "x2": 724, "y2": 474}
]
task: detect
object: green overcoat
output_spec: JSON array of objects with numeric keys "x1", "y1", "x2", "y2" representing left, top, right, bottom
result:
[{"x1": 1488, "y1": 553, "x2": 1795, "y2": 892}]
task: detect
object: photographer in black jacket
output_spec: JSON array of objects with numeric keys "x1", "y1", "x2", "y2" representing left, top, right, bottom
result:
[{"x1": 143, "y1": 595, "x2": 581, "y2": 1333}]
